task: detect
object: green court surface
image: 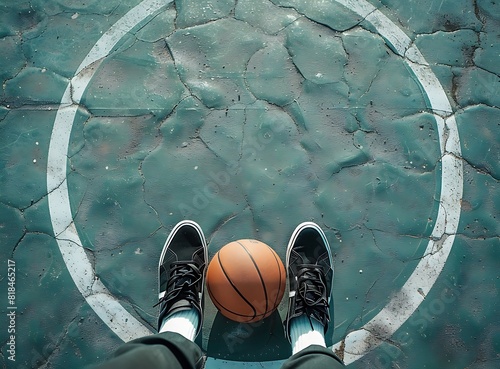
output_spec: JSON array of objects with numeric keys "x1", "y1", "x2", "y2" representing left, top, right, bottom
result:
[{"x1": 1, "y1": 0, "x2": 499, "y2": 368}]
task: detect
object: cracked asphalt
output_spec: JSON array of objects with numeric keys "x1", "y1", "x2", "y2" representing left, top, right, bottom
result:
[{"x1": 0, "y1": 0, "x2": 499, "y2": 368}]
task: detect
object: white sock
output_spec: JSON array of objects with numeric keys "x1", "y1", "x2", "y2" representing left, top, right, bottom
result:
[
  {"x1": 159, "y1": 309, "x2": 199, "y2": 341},
  {"x1": 290, "y1": 315, "x2": 326, "y2": 354}
]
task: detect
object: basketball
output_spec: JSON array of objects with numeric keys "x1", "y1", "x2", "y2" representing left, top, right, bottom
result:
[{"x1": 206, "y1": 239, "x2": 286, "y2": 323}]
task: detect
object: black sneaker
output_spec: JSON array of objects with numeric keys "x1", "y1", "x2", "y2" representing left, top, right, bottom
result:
[
  {"x1": 155, "y1": 220, "x2": 208, "y2": 337},
  {"x1": 283, "y1": 222, "x2": 334, "y2": 341}
]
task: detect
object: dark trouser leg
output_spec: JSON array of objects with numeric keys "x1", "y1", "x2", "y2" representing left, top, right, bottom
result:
[
  {"x1": 281, "y1": 345, "x2": 345, "y2": 369},
  {"x1": 91, "y1": 332, "x2": 204, "y2": 369}
]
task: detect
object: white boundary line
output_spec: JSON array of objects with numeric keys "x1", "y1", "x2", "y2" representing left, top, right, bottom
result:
[
  {"x1": 46, "y1": 0, "x2": 463, "y2": 366},
  {"x1": 47, "y1": 0, "x2": 166, "y2": 342},
  {"x1": 329, "y1": 0, "x2": 463, "y2": 364}
]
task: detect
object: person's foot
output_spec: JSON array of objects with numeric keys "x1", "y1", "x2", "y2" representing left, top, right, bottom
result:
[
  {"x1": 155, "y1": 220, "x2": 208, "y2": 337},
  {"x1": 283, "y1": 222, "x2": 334, "y2": 341}
]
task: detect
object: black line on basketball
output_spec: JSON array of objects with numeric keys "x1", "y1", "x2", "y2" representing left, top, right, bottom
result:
[
  {"x1": 269, "y1": 247, "x2": 283, "y2": 310},
  {"x1": 237, "y1": 240, "x2": 268, "y2": 316},
  {"x1": 207, "y1": 283, "x2": 255, "y2": 319},
  {"x1": 217, "y1": 251, "x2": 257, "y2": 318}
]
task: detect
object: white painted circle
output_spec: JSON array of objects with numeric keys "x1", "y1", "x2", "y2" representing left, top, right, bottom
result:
[{"x1": 47, "y1": 0, "x2": 463, "y2": 366}]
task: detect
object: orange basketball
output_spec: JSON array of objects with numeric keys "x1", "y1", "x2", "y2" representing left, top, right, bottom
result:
[{"x1": 206, "y1": 239, "x2": 286, "y2": 323}]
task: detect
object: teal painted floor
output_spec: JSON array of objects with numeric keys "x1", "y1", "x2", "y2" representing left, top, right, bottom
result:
[{"x1": 1, "y1": 0, "x2": 499, "y2": 368}]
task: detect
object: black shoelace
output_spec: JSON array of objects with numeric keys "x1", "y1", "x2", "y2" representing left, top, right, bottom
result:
[
  {"x1": 154, "y1": 261, "x2": 202, "y2": 308},
  {"x1": 295, "y1": 266, "x2": 330, "y2": 327}
]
